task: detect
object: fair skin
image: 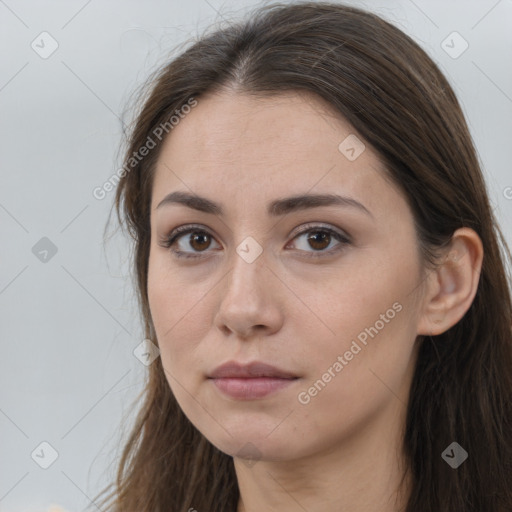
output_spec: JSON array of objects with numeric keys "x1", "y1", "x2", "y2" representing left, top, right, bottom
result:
[{"x1": 147, "y1": 90, "x2": 483, "y2": 512}]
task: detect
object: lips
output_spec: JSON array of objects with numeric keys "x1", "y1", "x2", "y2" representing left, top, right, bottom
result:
[
  {"x1": 208, "y1": 361, "x2": 298, "y2": 379},
  {"x1": 208, "y1": 361, "x2": 299, "y2": 399}
]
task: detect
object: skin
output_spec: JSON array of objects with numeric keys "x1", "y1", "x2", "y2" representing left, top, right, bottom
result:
[{"x1": 147, "y1": 90, "x2": 483, "y2": 512}]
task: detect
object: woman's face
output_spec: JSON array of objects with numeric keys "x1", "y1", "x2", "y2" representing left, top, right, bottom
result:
[{"x1": 148, "y1": 90, "x2": 427, "y2": 463}]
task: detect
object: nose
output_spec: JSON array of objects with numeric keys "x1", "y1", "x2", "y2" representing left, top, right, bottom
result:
[{"x1": 213, "y1": 249, "x2": 285, "y2": 340}]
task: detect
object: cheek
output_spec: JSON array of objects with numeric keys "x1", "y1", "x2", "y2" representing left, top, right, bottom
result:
[
  {"x1": 147, "y1": 254, "x2": 211, "y2": 370},
  {"x1": 288, "y1": 255, "x2": 409, "y2": 342},
  {"x1": 291, "y1": 251, "x2": 420, "y2": 395},
  {"x1": 293, "y1": 300, "x2": 417, "y2": 447}
]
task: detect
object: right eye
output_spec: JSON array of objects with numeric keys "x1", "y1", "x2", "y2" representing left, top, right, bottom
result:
[{"x1": 159, "y1": 225, "x2": 222, "y2": 259}]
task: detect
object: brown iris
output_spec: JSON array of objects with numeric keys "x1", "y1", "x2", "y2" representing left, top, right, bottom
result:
[
  {"x1": 307, "y1": 230, "x2": 331, "y2": 251},
  {"x1": 188, "y1": 232, "x2": 211, "y2": 252}
]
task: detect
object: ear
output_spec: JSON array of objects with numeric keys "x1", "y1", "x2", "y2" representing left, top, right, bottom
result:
[{"x1": 417, "y1": 227, "x2": 483, "y2": 336}]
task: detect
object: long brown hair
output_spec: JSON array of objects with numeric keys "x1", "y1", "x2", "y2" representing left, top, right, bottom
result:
[{"x1": 93, "y1": 2, "x2": 512, "y2": 510}]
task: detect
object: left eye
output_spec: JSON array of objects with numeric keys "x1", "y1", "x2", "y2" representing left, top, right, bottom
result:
[{"x1": 287, "y1": 226, "x2": 350, "y2": 257}]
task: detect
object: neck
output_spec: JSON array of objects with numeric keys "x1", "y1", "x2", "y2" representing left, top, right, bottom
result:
[{"x1": 234, "y1": 397, "x2": 412, "y2": 512}]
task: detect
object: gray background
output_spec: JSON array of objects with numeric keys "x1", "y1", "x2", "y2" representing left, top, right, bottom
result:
[{"x1": 1, "y1": 0, "x2": 511, "y2": 510}]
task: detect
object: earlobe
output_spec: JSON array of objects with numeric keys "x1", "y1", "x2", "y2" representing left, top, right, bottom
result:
[{"x1": 416, "y1": 228, "x2": 483, "y2": 336}]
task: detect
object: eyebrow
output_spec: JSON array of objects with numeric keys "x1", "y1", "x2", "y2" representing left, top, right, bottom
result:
[{"x1": 155, "y1": 190, "x2": 373, "y2": 218}]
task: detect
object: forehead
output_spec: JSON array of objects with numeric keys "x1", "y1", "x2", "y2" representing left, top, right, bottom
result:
[
  {"x1": 156, "y1": 89, "x2": 359, "y2": 167},
  {"x1": 151, "y1": 90, "x2": 401, "y2": 220}
]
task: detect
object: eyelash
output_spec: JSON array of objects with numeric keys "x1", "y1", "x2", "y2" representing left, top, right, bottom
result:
[{"x1": 158, "y1": 223, "x2": 352, "y2": 261}]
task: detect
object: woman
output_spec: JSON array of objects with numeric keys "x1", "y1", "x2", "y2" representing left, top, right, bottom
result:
[{"x1": 95, "y1": 2, "x2": 512, "y2": 511}]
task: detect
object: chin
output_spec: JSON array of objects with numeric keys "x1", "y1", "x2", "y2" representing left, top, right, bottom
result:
[{"x1": 198, "y1": 421, "x2": 302, "y2": 463}]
